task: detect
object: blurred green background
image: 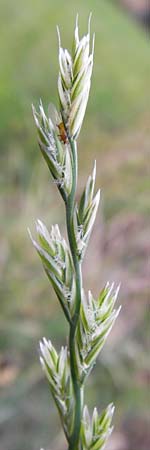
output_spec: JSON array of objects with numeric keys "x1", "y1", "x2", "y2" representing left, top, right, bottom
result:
[{"x1": 0, "y1": 1, "x2": 149, "y2": 449}]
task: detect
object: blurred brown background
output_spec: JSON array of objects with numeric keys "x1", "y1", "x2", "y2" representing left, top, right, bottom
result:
[
  {"x1": 119, "y1": 0, "x2": 150, "y2": 28},
  {"x1": 0, "y1": 0, "x2": 149, "y2": 449}
]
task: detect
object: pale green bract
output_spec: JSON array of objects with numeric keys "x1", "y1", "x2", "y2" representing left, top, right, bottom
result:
[
  {"x1": 81, "y1": 403, "x2": 114, "y2": 450},
  {"x1": 29, "y1": 15, "x2": 121, "y2": 450},
  {"x1": 75, "y1": 284, "x2": 121, "y2": 383},
  {"x1": 40, "y1": 338, "x2": 74, "y2": 440},
  {"x1": 73, "y1": 161, "x2": 100, "y2": 260},
  {"x1": 57, "y1": 14, "x2": 95, "y2": 139},
  {"x1": 28, "y1": 221, "x2": 76, "y2": 322},
  {"x1": 32, "y1": 102, "x2": 72, "y2": 198}
]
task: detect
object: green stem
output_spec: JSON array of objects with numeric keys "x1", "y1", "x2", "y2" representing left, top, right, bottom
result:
[{"x1": 65, "y1": 138, "x2": 83, "y2": 450}]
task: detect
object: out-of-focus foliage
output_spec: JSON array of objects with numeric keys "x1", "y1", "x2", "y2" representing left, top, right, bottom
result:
[{"x1": 0, "y1": 1, "x2": 149, "y2": 449}]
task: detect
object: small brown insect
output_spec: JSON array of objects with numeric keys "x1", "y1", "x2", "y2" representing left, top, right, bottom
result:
[
  {"x1": 57, "y1": 121, "x2": 68, "y2": 144},
  {"x1": 48, "y1": 103, "x2": 68, "y2": 144}
]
